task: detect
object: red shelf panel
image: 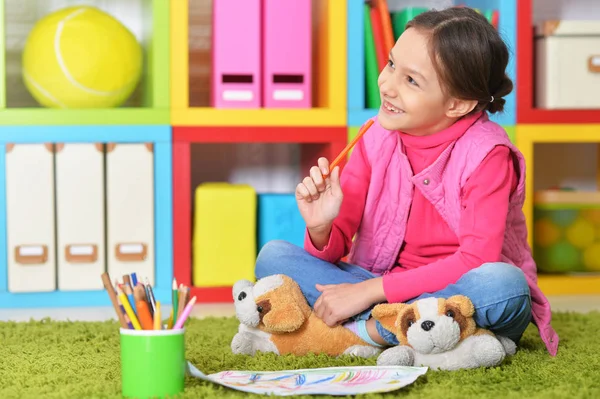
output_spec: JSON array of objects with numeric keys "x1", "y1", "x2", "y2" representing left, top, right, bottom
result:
[
  {"x1": 517, "y1": 0, "x2": 600, "y2": 124},
  {"x1": 174, "y1": 126, "x2": 348, "y2": 143},
  {"x1": 190, "y1": 286, "x2": 233, "y2": 303}
]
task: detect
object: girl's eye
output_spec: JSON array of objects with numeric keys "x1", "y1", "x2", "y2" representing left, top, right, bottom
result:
[
  {"x1": 387, "y1": 59, "x2": 395, "y2": 69},
  {"x1": 407, "y1": 76, "x2": 418, "y2": 86}
]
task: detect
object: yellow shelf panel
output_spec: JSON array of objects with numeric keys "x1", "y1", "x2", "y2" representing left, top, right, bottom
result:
[
  {"x1": 517, "y1": 124, "x2": 600, "y2": 142},
  {"x1": 172, "y1": 108, "x2": 346, "y2": 127},
  {"x1": 538, "y1": 274, "x2": 600, "y2": 295}
]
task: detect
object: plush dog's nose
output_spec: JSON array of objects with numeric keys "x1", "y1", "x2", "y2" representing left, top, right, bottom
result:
[
  {"x1": 421, "y1": 320, "x2": 435, "y2": 331},
  {"x1": 237, "y1": 291, "x2": 247, "y2": 301}
]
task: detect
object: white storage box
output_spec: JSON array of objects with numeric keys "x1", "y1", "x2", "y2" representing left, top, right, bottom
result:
[{"x1": 535, "y1": 20, "x2": 600, "y2": 109}]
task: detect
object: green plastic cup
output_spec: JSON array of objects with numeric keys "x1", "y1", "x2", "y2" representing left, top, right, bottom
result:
[{"x1": 120, "y1": 328, "x2": 186, "y2": 398}]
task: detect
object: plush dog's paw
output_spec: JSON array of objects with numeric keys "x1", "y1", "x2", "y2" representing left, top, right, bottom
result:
[
  {"x1": 376, "y1": 346, "x2": 415, "y2": 366},
  {"x1": 342, "y1": 345, "x2": 381, "y2": 358},
  {"x1": 496, "y1": 335, "x2": 517, "y2": 356},
  {"x1": 231, "y1": 332, "x2": 255, "y2": 355},
  {"x1": 231, "y1": 324, "x2": 280, "y2": 356},
  {"x1": 471, "y1": 335, "x2": 506, "y2": 367}
]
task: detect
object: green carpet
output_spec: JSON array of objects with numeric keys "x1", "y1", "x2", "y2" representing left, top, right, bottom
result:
[{"x1": 0, "y1": 311, "x2": 598, "y2": 398}]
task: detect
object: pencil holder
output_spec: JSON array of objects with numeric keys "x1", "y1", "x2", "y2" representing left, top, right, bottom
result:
[{"x1": 120, "y1": 328, "x2": 186, "y2": 398}]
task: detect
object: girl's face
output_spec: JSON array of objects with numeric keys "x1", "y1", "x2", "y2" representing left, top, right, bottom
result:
[{"x1": 376, "y1": 28, "x2": 472, "y2": 136}]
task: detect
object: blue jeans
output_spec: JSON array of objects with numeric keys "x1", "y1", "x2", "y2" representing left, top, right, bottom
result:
[{"x1": 254, "y1": 240, "x2": 533, "y2": 346}]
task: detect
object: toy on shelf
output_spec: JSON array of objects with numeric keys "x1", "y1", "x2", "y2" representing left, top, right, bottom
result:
[
  {"x1": 22, "y1": 6, "x2": 142, "y2": 109},
  {"x1": 534, "y1": 189, "x2": 600, "y2": 273},
  {"x1": 193, "y1": 183, "x2": 257, "y2": 288},
  {"x1": 535, "y1": 20, "x2": 600, "y2": 110},
  {"x1": 263, "y1": 0, "x2": 312, "y2": 108},
  {"x1": 211, "y1": 0, "x2": 261, "y2": 108}
]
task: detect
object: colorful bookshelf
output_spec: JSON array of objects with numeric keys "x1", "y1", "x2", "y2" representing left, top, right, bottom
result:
[
  {"x1": 0, "y1": 0, "x2": 173, "y2": 308},
  {"x1": 170, "y1": 0, "x2": 346, "y2": 127},
  {"x1": 0, "y1": 0, "x2": 170, "y2": 125},
  {"x1": 516, "y1": 0, "x2": 600, "y2": 124},
  {"x1": 515, "y1": 1, "x2": 600, "y2": 294},
  {"x1": 346, "y1": 0, "x2": 517, "y2": 128},
  {"x1": 170, "y1": 0, "x2": 349, "y2": 302}
]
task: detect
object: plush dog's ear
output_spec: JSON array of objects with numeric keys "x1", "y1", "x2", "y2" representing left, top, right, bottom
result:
[
  {"x1": 445, "y1": 295, "x2": 475, "y2": 317},
  {"x1": 262, "y1": 302, "x2": 307, "y2": 333},
  {"x1": 371, "y1": 303, "x2": 408, "y2": 334}
]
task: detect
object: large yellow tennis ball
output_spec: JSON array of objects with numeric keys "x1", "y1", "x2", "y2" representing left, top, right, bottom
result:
[{"x1": 22, "y1": 6, "x2": 142, "y2": 108}]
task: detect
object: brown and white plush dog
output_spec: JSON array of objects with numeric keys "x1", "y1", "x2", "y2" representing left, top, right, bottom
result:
[
  {"x1": 372, "y1": 295, "x2": 516, "y2": 371},
  {"x1": 230, "y1": 274, "x2": 381, "y2": 358}
]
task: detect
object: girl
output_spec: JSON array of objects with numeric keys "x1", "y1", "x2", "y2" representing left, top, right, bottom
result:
[{"x1": 254, "y1": 7, "x2": 558, "y2": 356}]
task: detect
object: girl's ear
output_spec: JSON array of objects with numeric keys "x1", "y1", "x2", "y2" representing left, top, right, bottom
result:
[{"x1": 445, "y1": 98, "x2": 478, "y2": 118}]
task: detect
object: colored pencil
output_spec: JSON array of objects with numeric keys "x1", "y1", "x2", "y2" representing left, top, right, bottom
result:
[
  {"x1": 118, "y1": 287, "x2": 142, "y2": 330},
  {"x1": 145, "y1": 277, "x2": 157, "y2": 314},
  {"x1": 173, "y1": 296, "x2": 197, "y2": 329},
  {"x1": 136, "y1": 300, "x2": 154, "y2": 330},
  {"x1": 117, "y1": 296, "x2": 135, "y2": 329},
  {"x1": 323, "y1": 119, "x2": 375, "y2": 178},
  {"x1": 101, "y1": 272, "x2": 128, "y2": 328},
  {"x1": 176, "y1": 284, "x2": 187, "y2": 321},
  {"x1": 171, "y1": 278, "x2": 179, "y2": 325},
  {"x1": 123, "y1": 283, "x2": 138, "y2": 315},
  {"x1": 123, "y1": 274, "x2": 132, "y2": 288},
  {"x1": 154, "y1": 301, "x2": 162, "y2": 330},
  {"x1": 131, "y1": 272, "x2": 138, "y2": 286}
]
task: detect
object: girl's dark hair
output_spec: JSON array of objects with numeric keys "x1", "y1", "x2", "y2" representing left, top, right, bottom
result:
[{"x1": 405, "y1": 7, "x2": 513, "y2": 114}]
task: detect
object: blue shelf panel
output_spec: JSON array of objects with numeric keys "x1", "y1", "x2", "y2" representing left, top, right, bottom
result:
[
  {"x1": 347, "y1": 0, "x2": 517, "y2": 127},
  {"x1": 0, "y1": 126, "x2": 173, "y2": 307},
  {"x1": 0, "y1": 125, "x2": 171, "y2": 143},
  {"x1": 349, "y1": 109, "x2": 378, "y2": 127},
  {"x1": 0, "y1": 287, "x2": 171, "y2": 309}
]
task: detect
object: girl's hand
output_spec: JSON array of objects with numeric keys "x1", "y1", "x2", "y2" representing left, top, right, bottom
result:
[
  {"x1": 313, "y1": 279, "x2": 384, "y2": 327},
  {"x1": 295, "y1": 157, "x2": 343, "y2": 232}
]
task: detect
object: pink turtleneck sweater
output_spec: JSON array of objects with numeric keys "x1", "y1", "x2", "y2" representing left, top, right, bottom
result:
[
  {"x1": 305, "y1": 113, "x2": 518, "y2": 303},
  {"x1": 382, "y1": 115, "x2": 518, "y2": 302}
]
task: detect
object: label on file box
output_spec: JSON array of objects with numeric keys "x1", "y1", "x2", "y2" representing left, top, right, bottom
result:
[
  {"x1": 273, "y1": 90, "x2": 304, "y2": 101},
  {"x1": 223, "y1": 90, "x2": 254, "y2": 101},
  {"x1": 65, "y1": 244, "x2": 98, "y2": 263},
  {"x1": 15, "y1": 245, "x2": 48, "y2": 264},
  {"x1": 116, "y1": 243, "x2": 147, "y2": 262}
]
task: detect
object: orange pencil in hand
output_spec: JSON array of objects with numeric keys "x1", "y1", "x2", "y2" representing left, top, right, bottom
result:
[{"x1": 323, "y1": 119, "x2": 374, "y2": 178}]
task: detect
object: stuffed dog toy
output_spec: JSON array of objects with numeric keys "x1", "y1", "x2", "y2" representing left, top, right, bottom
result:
[
  {"x1": 230, "y1": 274, "x2": 381, "y2": 358},
  {"x1": 372, "y1": 295, "x2": 517, "y2": 371}
]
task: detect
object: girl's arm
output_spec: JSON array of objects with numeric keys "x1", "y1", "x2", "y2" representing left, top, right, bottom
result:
[
  {"x1": 303, "y1": 134, "x2": 372, "y2": 263},
  {"x1": 381, "y1": 145, "x2": 517, "y2": 303}
]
